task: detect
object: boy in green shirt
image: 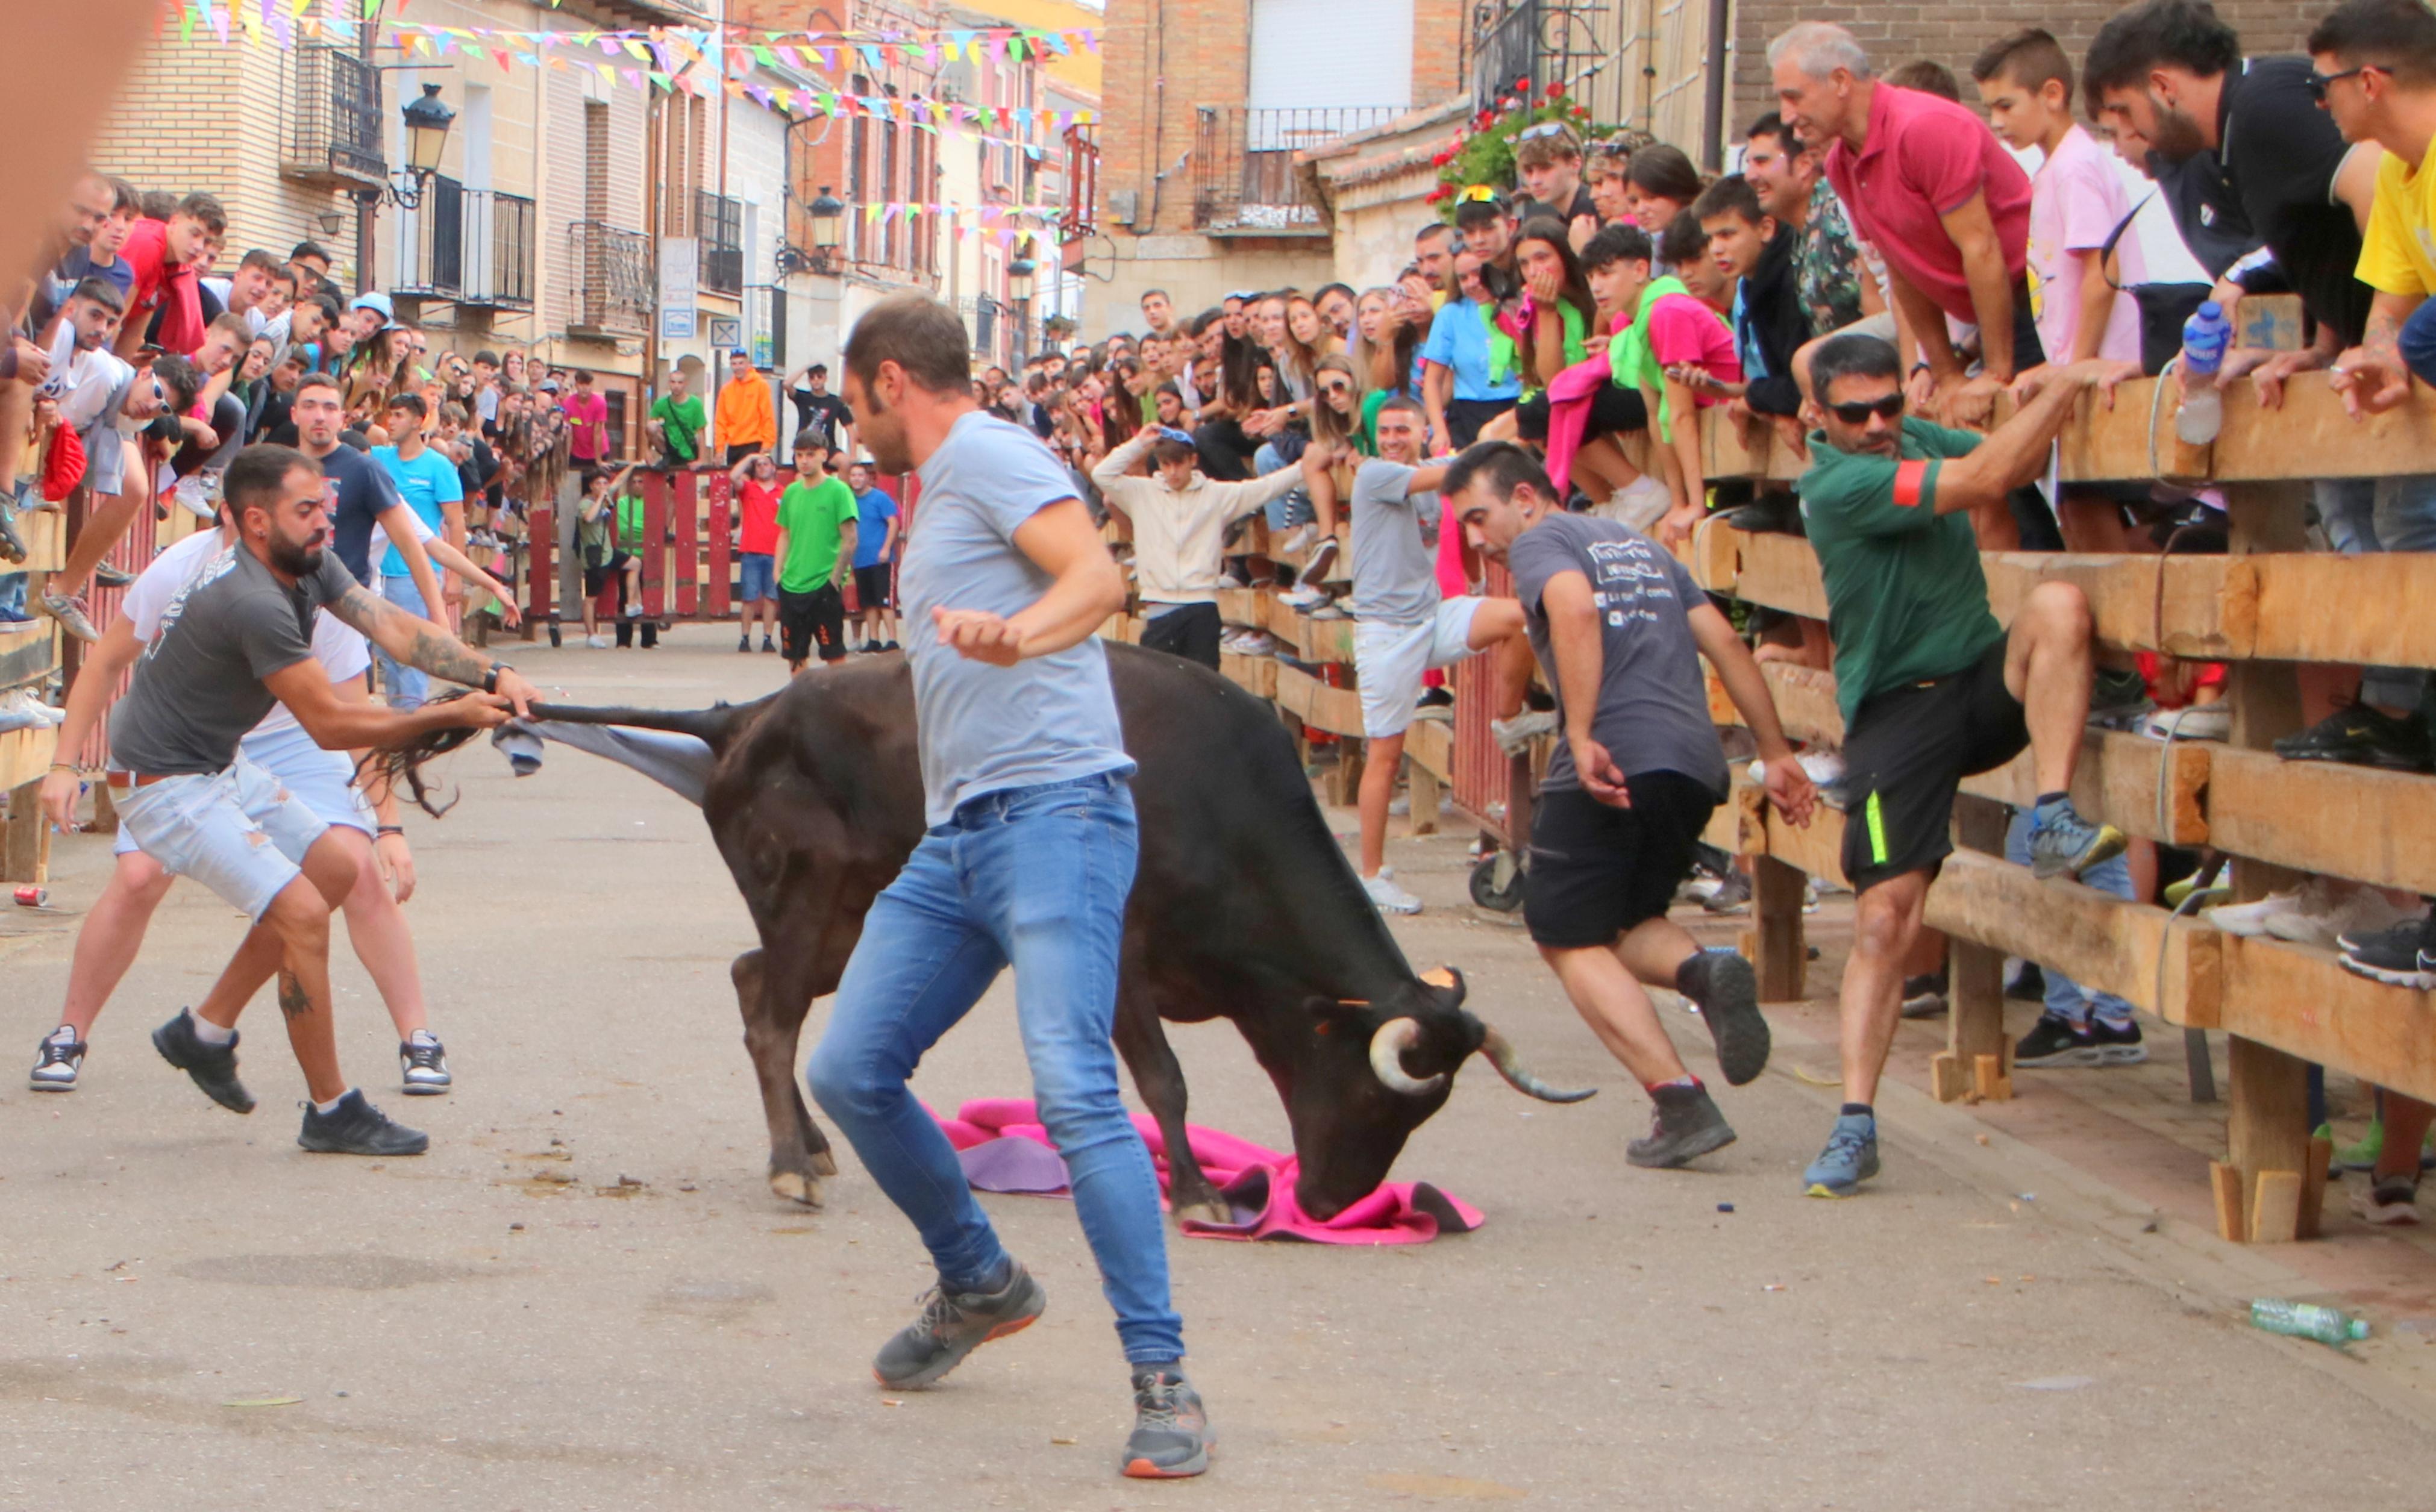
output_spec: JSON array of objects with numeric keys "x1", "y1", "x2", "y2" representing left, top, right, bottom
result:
[
  {"x1": 647, "y1": 366, "x2": 708, "y2": 470},
  {"x1": 773, "y1": 437, "x2": 859, "y2": 671}
]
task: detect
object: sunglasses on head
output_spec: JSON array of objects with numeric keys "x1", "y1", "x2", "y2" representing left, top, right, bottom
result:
[
  {"x1": 1828, "y1": 393, "x2": 1905, "y2": 425},
  {"x1": 1516, "y1": 121, "x2": 1571, "y2": 142},
  {"x1": 2306, "y1": 63, "x2": 2382, "y2": 101}
]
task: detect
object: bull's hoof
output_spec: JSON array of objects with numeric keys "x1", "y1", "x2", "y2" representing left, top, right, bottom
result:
[
  {"x1": 768, "y1": 1169, "x2": 825, "y2": 1209},
  {"x1": 811, "y1": 1149, "x2": 839, "y2": 1178},
  {"x1": 1172, "y1": 1196, "x2": 1233, "y2": 1228}
]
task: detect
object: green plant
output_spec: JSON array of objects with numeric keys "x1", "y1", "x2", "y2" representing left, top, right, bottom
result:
[{"x1": 1427, "y1": 78, "x2": 1602, "y2": 218}]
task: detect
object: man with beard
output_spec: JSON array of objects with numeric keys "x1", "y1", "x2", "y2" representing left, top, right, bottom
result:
[{"x1": 39, "y1": 444, "x2": 530, "y2": 1155}]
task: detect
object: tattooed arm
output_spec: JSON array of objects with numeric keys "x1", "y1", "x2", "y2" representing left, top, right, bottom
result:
[{"x1": 326, "y1": 582, "x2": 540, "y2": 714}]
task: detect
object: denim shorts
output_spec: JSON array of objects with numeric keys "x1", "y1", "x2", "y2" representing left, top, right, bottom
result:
[
  {"x1": 113, "y1": 753, "x2": 331, "y2": 921},
  {"x1": 738, "y1": 551, "x2": 776, "y2": 602},
  {"x1": 113, "y1": 723, "x2": 372, "y2": 858}
]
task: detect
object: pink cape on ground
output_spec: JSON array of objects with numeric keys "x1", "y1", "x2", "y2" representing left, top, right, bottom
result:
[{"x1": 929, "y1": 1098, "x2": 1483, "y2": 1246}]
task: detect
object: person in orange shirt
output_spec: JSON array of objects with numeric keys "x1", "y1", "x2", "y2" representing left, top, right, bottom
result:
[{"x1": 713, "y1": 349, "x2": 775, "y2": 465}]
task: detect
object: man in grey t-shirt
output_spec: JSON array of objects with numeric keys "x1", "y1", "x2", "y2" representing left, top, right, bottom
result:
[
  {"x1": 40, "y1": 443, "x2": 528, "y2": 1159},
  {"x1": 1449, "y1": 441, "x2": 1816, "y2": 1169},
  {"x1": 804, "y1": 295, "x2": 1207, "y2": 1480},
  {"x1": 1345, "y1": 395, "x2": 1530, "y2": 915}
]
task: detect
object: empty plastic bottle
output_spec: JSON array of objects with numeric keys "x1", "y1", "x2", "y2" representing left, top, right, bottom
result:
[
  {"x1": 2176, "y1": 301, "x2": 2233, "y2": 445},
  {"x1": 2250, "y1": 1298, "x2": 2369, "y2": 1347}
]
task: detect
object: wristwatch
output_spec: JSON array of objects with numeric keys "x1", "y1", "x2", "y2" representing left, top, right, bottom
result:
[{"x1": 483, "y1": 663, "x2": 510, "y2": 695}]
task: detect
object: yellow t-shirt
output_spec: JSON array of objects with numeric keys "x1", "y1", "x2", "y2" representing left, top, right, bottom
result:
[{"x1": 2356, "y1": 142, "x2": 2436, "y2": 297}]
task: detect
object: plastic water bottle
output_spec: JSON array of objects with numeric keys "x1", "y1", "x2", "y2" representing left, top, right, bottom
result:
[
  {"x1": 2176, "y1": 301, "x2": 2232, "y2": 445},
  {"x1": 2250, "y1": 1298, "x2": 2369, "y2": 1347}
]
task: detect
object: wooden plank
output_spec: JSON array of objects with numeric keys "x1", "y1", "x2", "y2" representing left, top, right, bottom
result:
[
  {"x1": 1216, "y1": 587, "x2": 1268, "y2": 626},
  {"x1": 2217, "y1": 934, "x2": 2436, "y2": 1107},
  {"x1": 1408, "y1": 760, "x2": 1441, "y2": 836},
  {"x1": 2241, "y1": 552, "x2": 2436, "y2": 669},
  {"x1": 2227, "y1": 1032, "x2": 2316, "y2": 1243},
  {"x1": 1722, "y1": 528, "x2": 1829, "y2": 619},
  {"x1": 2249, "y1": 1169, "x2": 2304, "y2": 1245},
  {"x1": 1405, "y1": 714, "x2": 1453, "y2": 785},
  {"x1": 2212, "y1": 372, "x2": 2436, "y2": 482},
  {"x1": 16, "y1": 508, "x2": 66, "y2": 573},
  {"x1": 1921, "y1": 849, "x2": 2223, "y2": 1025},
  {"x1": 3, "y1": 776, "x2": 51, "y2": 885},
  {"x1": 2052, "y1": 377, "x2": 2213, "y2": 484},
  {"x1": 2207, "y1": 746, "x2": 2436, "y2": 896},
  {"x1": 1261, "y1": 596, "x2": 1353, "y2": 663},
  {"x1": 1764, "y1": 800, "x2": 1850, "y2": 890},
  {"x1": 1700, "y1": 407, "x2": 1800, "y2": 483},
  {"x1": 2300, "y1": 1134, "x2": 2334, "y2": 1242},
  {"x1": 2210, "y1": 1161, "x2": 2247, "y2": 1242},
  {"x1": 1275, "y1": 663, "x2": 1364, "y2": 739},
  {"x1": 1219, "y1": 651, "x2": 1278, "y2": 700},
  {"x1": 0, "y1": 619, "x2": 57, "y2": 693},
  {"x1": 1946, "y1": 798, "x2": 2011, "y2": 1103},
  {"x1": 1749, "y1": 854, "x2": 1808, "y2": 1002},
  {"x1": 0, "y1": 725, "x2": 60, "y2": 793},
  {"x1": 1958, "y1": 731, "x2": 2211, "y2": 848}
]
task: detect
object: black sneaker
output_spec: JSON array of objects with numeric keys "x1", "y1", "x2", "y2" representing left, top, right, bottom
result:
[
  {"x1": 2341, "y1": 917, "x2": 2436, "y2": 989},
  {"x1": 2006, "y1": 962, "x2": 2047, "y2": 1002},
  {"x1": 872, "y1": 1260, "x2": 1047, "y2": 1390},
  {"x1": 2015, "y1": 1014, "x2": 2099, "y2": 1068},
  {"x1": 1720, "y1": 492, "x2": 1805, "y2": 536},
  {"x1": 1680, "y1": 950, "x2": 1769, "y2": 1086},
  {"x1": 738, "y1": 633, "x2": 751, "y2": 653},
  {"x1": 1418, "y1": 686, "x2": 1454, "y2": 709},
  {"x1": 297, "y1": 1089, "x2": 430, "y2": 1155},
  {"x1": 2088, "y1": 1017, "x2": 2147, "y2": 1066},
  {"x1": 2274, "y1": 702, "x2": 2433, "y2": 771},
  {"x1": 92, "y1": 561, "x2": 137, "y2": 589},
  {"x1": 30, "y1": 1026, "x2": 85, "y2": 1091},
  {"x1": 1123, "y1": 1369, "x2": 1211, "y2": 1478},
  {"x1": 882, "y1": 640, "x2": 901, "y2": 652},
  {"x1": 2088, "y1": 666, "x2": 2153, "y2": 729},
  {"x1": 151, "y1": 1009, "x2": 255, "y2": 1113},
  {"x1": 1900, "y1": 969, "x2": 1949, "y2": 1019},
  {"x1": 1626, "y1": 1081, "x2": 1737, "y2": 1168},
  {"x1": 2356, "y1": 1173, "x2": 2423, "y2": 1226},
  {"x1": 762, "y1": 634, "x2": 777, "y2": 653},
  {"x1": 1698, "y1": 869, "x2": 1752, "y2": 914},
  {"x1": 399, "y1": 1032, "x2": 452, "y2": 1095}
]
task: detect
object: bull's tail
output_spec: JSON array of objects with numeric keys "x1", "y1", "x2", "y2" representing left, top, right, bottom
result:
[{"x1": 371, "y1": 695, "x2": 772, "y2": 816}]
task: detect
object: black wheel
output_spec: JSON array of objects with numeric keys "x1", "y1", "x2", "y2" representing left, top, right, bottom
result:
[{"x1": 1470, "y1": 853, "x2": 1526, "y2": 913}]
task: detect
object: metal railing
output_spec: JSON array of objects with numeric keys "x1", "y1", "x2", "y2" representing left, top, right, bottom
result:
[
  {"x1": 1059, "y1": 124, "x2": 1098, "y2": 244},
  {"x1": 695, "y1": 190, "x2": 745, "y2": 295},
  {"x1": 1189, "y1": 107, "x2": 1401, "y2": 232},
  {"x1": 285, "y1": 43, "x2": 383, "y2": 187},
  {"x1": 393, "y1": 184, "x2": 534, "y2": 309},
  {"x1": 569, "y1": 221, "x2": 653, "y2": 335}
]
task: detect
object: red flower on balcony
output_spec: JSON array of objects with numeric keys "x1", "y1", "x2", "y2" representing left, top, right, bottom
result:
[
  {"x1": 1545, "y1": 81, "x2": 1562, "y2": 98},
  {"x1": 1514, "y1": 75, "x2": 1530, "y2": 90}
]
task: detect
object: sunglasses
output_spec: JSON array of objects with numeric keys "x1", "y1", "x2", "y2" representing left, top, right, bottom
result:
[
  {"x1": 2308, "y1": 64, "x2": 2383, "y2": 101},
  {"x1": 1320, "y1": 380, "x2": 1352, "y2": 396},
  {"x1": 1828, "y1": 394, "x2": 1905, "y2": 425},
  {"x1": 1516, "y1": 121, "x2": 1571, "y2": 142}
]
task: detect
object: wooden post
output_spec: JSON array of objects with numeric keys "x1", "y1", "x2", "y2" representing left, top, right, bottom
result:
[
  {"x1": 1407, "y1": 761, "x2": 1441, "y2": 837},
  {"x1": 2218, "y1": 482, "x2": 2314, "y2": 1240},
  {"x1": 1938, "y1": 795, "x2": 2011, "y2": 1102},
  {"x1": 4, "y1": 778, "x2": 51, "y2": 884},
  {"x1": 1746, "y1": 854, "x2": 1807, "y2": 1001}
]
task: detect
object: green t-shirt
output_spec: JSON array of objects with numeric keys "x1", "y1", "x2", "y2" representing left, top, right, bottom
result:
[
  {"x1": 1800, "y1": 416, "x2": 2004, "y2": 724},
  {"x1": 775, "y1": 474, "x2": 856, "y2": 594},
  {"x1": 650, "y1": 392, "x2": 706, "y2": 461},
  {"x1": 613, "y1": 490, "x2": 647, "y2": 551}
]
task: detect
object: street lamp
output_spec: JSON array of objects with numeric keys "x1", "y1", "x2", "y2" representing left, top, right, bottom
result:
[
  {"x1": 809, "y1": 186, "x2": 845, "y2": 274},
  {"x1": 365, "y1": 82, "x2": 456, "y2": 211},
  {"x1": 1008, "y1": 239, "x2": 1038, "y2": 362}
]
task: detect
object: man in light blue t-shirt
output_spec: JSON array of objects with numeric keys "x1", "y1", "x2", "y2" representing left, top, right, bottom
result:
[
  {"x1": 844, "y1": 460, "x2": 900, "y2": 651},
  {"x1": 803, "y1": 295, "x2": 1207, "y2": 1481},
  {"x1": 370, "y1": 393, "x2": 463, "y2": 708}
]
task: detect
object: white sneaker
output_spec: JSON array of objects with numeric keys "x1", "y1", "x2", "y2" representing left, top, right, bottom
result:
[
  {"x1": 1277, "y1": 525, "x2": 1313, "y2": 556},
  {"x1": 1233, "y1": 631, "x2": 1279, "y2": 656},
  {"x1": 1282, "y1": 583, "x2": 1328, "y2": 610},
  {"x1": 586, "y1": 634, "x2": 611, "y2": 649},
  {"x1": 2142, "y1": 704, "x2": 2231, "y2": 742},
  {"x1": 1363, "y1": 870, "x2": 1423, "y2": 915},
  {"x1": 2264, "y1": 881, "x2": 2422, "y2": 949},
  {"x1": 2208, "y1": 882, "x2": 2327, "y2": 939},
  {"x1": 1596, "y1": 474, "x2": 1675, "y2": 533},
  {"x1": 1388, "y1": 795, "x2": 1410, "y2": 817},
  {"x1": 1490, "y1": 710, "x2": 1559, "y2": 756},
  {"x1": 1217, "y1": 571, "x2": 1248, "y2": 590}
]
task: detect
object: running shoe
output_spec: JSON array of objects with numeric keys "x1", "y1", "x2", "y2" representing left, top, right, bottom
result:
[
  {"x1": 1803, "y1": 1113, "x2": 1880, "y2": 1197},
  {"x1": 1697, "y1": 870, "x2": 1752, "y2": 915},
  {"x1": 1418, "y1": 686, "x2": 1454, "y2": 708},
  {"x1": 2354, "y1": 1173, "x2": 2423, "y2": 1226},
  {"x1": 399, "y1": 1031, "x2": 452, "y2": 1095},
  {"x1": 1899, "y1": 969, "x2": 1949, "y2": 1019},
  {"x1": 297, "y1": 1089, "x2": 429, "y2": 1155},
  {"x1": 1627, "y1": 1081, "x2": 1736, "y2": 1168},
  {"x1": 2339, "y1": 915, "x2": 2436, "y2": 989},
  {"x1": 2087, "y1": 1017, "x2": 2147, "y2": 1065},
  {"x1": 1123, "y1": 1369, "x2": 1212, "y2": 1479},
  {"x1": 763, "y1": 635, "x2": 777, "y2": 652},
  {"x1": 1680, "y1": 949, "x2": 1768, "y2": 1086},
  {"x1": 1489, "y1": 709, "x2": 1558, "y2": 756},
  {"x1": 1303, "y1": 534, "x2": 1341, "y2": 584},
  {"x1": 872, "y1": 1260, "x2": 1047, "y2": 1390},
  {"x1": 1363, "y1": 870, "x2": 1423, "y2": 915},
  {"x1": 92, "y1": 562, "x2": 136, "y2": 590},
  {"x1": 2014, "y1": 1014, "x2": 2099, "y2": 1069},
  {"x1": 2273, "y1": 702, "x2": 2432, "y2": 771},
  {"x1": 2264, "y1": 883, "x2": 2419, "y2": 950},
  {"x1": 2087, "y1": 666, "x2": 2153, "y2": 729},
  {"x1": 151, "y1": 1009, "x2": 254, "y2": 1114},
  {"x1": 2006, "y1": 961, "x2": 2046, "y2": 1001},
  {"x1": 2206, "y1": 885, "x2": 2320, "y2": 939},
  {"x1": 36, "y1": 592, "x2": 99, "y2": 644},
  {"x1": 2141, "y1": 704, "x2": 2231, "y2": 742},
  {"x1": 738, "y1": 633, "x2": 751, "y2": 653},
  {"x1": 29, "y1": 1026, "x2": 84, "y2": 1092},
  {"x1": 0, "y1": 501, "x2": 22, "y2": 564},
  {"x1": 2026, "y1": 798, "x2": 2127, "y2": 880}
]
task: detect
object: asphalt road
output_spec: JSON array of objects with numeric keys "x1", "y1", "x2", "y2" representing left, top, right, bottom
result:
[{"x1": 5, "y1": 628, "x2": 2433, "y2": 1510}]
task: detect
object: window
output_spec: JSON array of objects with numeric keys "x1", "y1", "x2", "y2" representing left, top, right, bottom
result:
[
  {"x1": 584, "y1": 101, "x2": 609, "y2": 222},
  {"x1": 697, "y1": 190, "x2": 743, "y2": 294},
  {"x1": 848, "y1": 77, "x2": 867, "y2": 263},
  {"x1": 882, "y1": 116, "x2": 901, "y2": 267}
]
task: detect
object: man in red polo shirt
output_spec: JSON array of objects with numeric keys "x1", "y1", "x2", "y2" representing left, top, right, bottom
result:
[
  {"x1": 114, "y1": 193, "x2": 222, "y2": 360},
  {"x1": 1772, "y1": 23, "x2": 2036, "y2": 429}
]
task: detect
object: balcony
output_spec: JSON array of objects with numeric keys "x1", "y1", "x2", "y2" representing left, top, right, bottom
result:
[
  {"x1": 569, "y1": 222, "x2": 653, "y2": 337},
  {"x1": 695, "y1": 190, "x2": 744, "y2": 296},
  {"x1": 1190, "y1": 107, "x2": 1403, "y2": 233},
  {"x1": 392, "y1": 183, "x2": 535, "y2": 311},
  {"x1": 284, "y1": 44, "x2": 383, "y2": 189}
]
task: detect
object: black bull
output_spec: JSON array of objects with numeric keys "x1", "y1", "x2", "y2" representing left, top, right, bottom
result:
[{"x1": 388, "y1": 646, "x2": 1590, "y2": 1221}]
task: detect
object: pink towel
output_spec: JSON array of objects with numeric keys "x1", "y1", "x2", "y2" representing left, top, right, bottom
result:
[
  {"x1": 931, "y1": 1098, "x2": 1483, "y2": 1246},
  {"x1": 1539, "y1": 351, "x2": 1614, "y2": 495}
]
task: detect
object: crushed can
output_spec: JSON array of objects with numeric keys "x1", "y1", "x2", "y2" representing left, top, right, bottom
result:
[{"x1": 13, "y1": 886, "x2": 48, "y2": 908}]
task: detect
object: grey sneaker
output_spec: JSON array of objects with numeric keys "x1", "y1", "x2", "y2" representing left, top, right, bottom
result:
[
  {"x1": 297, "y1": 1089, "x2": 429, "y2": 1155},
  {"x1": 1680, "y1": 949, "x2": 1769, "y2": 1086},
  {"x1": 399, "y1": 1031, "x2": 452, "y2": 1095},
  {"x1": 1626, "y1": 1081, "x2": 1736, "y2": 1169},
  {"x1": 36, "y1": 592, "x2": 99, "y2": 644},
  {"x1": 872, "y1": 1260, "x2": 1047, "y2": 1390},
  {"x1": 1123, "y1": 1369, "x2": 1212, "y2": 1479},
  {"x1": 2027, "y1": 799, "x2": 2127, "y2": 880},
  {"x1": 151, "y1": 1009, "x2": 255, "y2": 1113},
  {"x1": 30, "y1": 1026, "x2": 84, "y2": 1091},
  {"x1": 1803, "y1": 1113, "x2": 1880, "y2": 1198}
]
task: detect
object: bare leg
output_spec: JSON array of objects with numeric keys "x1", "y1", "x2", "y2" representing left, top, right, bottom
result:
[
  {"x1": 1541, "y1": 943, "x2": 1690, "y2": 1084},
  {"x1": 2002, "y1": 579, "x2": 2097, "y2": 797},
  {"x1": 2376, "y1": 1093, "x2": 2436, "y2": 1185},
  {"x1": 331, "y1": 826, "x2": 428, "y2": 1039},
  {"x1": 1357, "y1": 729, "x2": 1406, "y2": 877},
  {"x1": 1840, "y1": 872, "x2": 1931, "y2": 1107},
  {"x1": 55, "y1": 850, "x2": 177, "y2": 1039},
  {"x1": 1615, "y1": 913, "x2": 1702, "y2": 989},
  {"x1": 55, "y1": 485, "x2": 139, "y2": 591}
]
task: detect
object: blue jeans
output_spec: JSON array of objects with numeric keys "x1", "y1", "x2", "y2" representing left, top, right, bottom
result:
[
  {"x1": 804, "y1": 772, "x2": 1183, "y2": 1365},
  {"x1": 0, "y1": 571, "x2": 25, "y2": 620},
  {"x1": 2008, "y1": 811, "x2": 2134, "y2": 1028},
  {"x1": 374, "y1": 574, "x2": 430, "y2": 709},
  {"x1": 1255, "y1": 442, "x2": 1312, "y2": 531},
  {"x1": 2315, "y1": 474, "x2": 2436, "y2": 710}
]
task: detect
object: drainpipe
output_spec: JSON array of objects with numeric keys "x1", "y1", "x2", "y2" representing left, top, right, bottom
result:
[{"x1": 1700, "y1": 0, "x2": 1730, "y2": 172}]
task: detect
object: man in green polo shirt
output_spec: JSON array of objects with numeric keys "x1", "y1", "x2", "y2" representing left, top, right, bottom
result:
[
  {"x1": 774, "y1": 436, "x2": 858, "y2": 672},
  {"x1": 1795, "y1": 333, "x2": 2132, "y2": 1199},
  {"x1": 647, "y1": 364, "x2": 709, "y2": 471}
]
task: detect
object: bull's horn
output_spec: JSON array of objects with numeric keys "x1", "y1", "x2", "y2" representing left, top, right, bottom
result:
[
  {"x1": 1367, "y1": 1017, "x2": 1447, "y2": 1097},
  {"x1": 1475, "y1": 1026, "x2": 1598, "y2": 1104}
]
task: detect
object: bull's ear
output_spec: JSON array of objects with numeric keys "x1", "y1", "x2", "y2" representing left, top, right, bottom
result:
[{"x1": 1425, "y1": 966, "x2": 1467, "y2": 1004}]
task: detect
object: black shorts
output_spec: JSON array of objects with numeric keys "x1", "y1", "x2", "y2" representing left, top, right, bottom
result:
[
  {"x1": 1514, "y1": 384, "x2": 1647, "y2": 443},
  {"x1": 1840, "y1": 638, "x2": 2027, "y2": 893},
  {"x1": 1523, "y1": 772, "x2": 1719, "y2": 949},
  {"x1": 780, "y1": 583, "x2": 847, "y2": 663},
  {"x1": 852, "y1": 563, "x2": 893, "y2": 611},
  {"x1": 583, "y1": 551, "x2": 632, "y2": 599},
  {"x1": 1444, "y1": 398, "x2": 1513, "y2": 451},
  {"x1": 1139, "y1": 601, "x2": 1221, "y2": 669}
]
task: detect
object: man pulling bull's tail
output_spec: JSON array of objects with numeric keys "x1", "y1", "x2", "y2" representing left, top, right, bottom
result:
[{"x1": 808, "y1": 294, "x2": 1209, "y2": 1480}]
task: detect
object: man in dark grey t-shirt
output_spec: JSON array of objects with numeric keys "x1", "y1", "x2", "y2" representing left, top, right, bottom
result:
[
  {"x1": 41, "y1": 443, "x2": 531, "y2": 1158},
  {"x1": 1449, "y1": 442, "x2": 1817, "y2": 1170}
]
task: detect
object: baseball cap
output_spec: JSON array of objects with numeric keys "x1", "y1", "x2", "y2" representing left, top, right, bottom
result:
[{"x1": 349, "y1": 291, "x2": 395, "y2": 323}]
